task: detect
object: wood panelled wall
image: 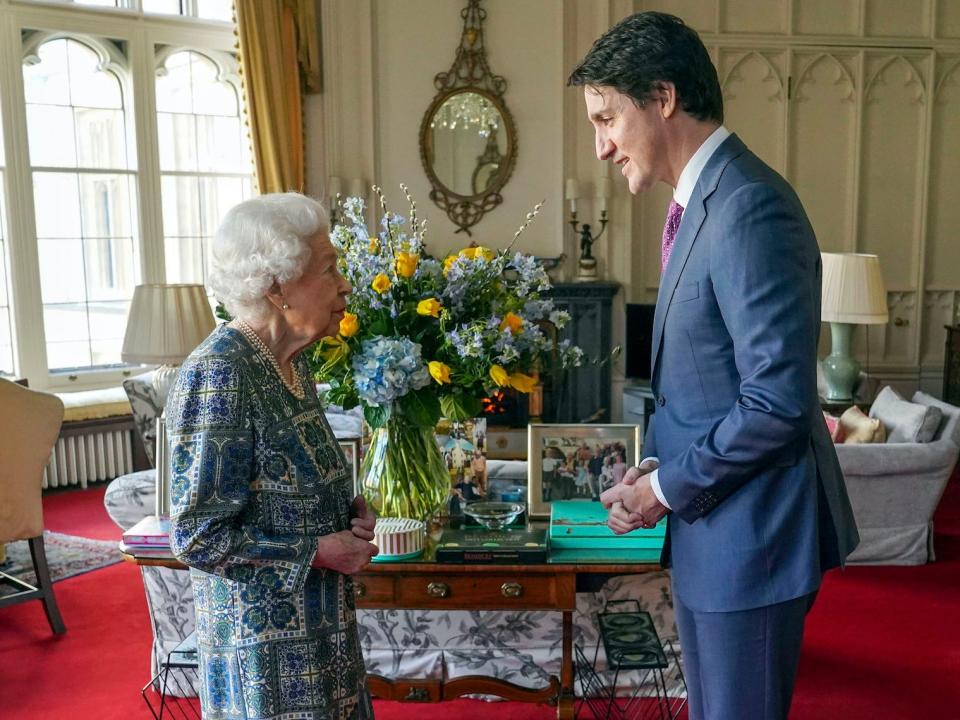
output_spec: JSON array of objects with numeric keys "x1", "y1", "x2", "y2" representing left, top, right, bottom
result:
[{"x1": 632, "y1": 0, "x2": 960, "y2": 396}]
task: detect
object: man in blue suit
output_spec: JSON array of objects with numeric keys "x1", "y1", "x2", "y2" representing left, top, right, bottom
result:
[{"x1": 569, "y1": 12, "x2": 860, "y2": 720}]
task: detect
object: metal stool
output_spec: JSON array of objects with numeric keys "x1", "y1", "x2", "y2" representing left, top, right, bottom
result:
[
  {"x1": 574, "y1": 600, "x2": 686, "y2": 720},
  {"x1": 141, "y1": 631, "x2": 201, "y2": 720}
]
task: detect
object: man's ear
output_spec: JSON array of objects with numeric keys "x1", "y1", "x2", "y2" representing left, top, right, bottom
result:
[{"x1": 657, "y1": 82, "x2": 679, "y2": 119}]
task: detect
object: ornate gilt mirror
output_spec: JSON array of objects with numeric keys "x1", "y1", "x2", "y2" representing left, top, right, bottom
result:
[{"x1": 419, "y1": 0, "x2": 517, "y2": 235}]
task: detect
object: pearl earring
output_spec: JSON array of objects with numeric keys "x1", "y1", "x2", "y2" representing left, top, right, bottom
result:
[{"x1": 282, "y1": 303, "x2": 290, "y2": 310}]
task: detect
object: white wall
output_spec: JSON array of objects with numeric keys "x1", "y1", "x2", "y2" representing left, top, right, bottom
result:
[
  {"x1": 314, "y1": 0, "x2": 565, "y2": 260},
  {"x1": 309, "y1": 0, "x2": 960, "y2": 406}
]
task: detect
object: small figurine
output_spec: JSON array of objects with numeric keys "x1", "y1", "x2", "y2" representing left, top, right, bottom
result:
[{"x1": 577, "y1": 224, "x2": 599, "y2": 280}]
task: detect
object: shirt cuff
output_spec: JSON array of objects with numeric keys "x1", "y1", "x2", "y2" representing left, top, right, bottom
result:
[{"x1": 648, "y1": 468, "x2": 672, "y2": 510}]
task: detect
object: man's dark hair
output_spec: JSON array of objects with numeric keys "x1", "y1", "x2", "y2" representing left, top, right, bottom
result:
[{"x1": 568, "y1": 12, "x2": 723, "y2": 123}]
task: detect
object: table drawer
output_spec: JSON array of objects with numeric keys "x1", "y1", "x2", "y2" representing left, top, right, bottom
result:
[
  {"x1": 353, "y1": 574, "x2": 395, "y2": 604},
  {"x1": 395, "y1": 573, "x2": 569, "y2": 610}
]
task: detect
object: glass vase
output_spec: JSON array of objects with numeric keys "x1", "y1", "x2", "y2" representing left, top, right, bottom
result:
[{"x1": 360, "y1": 418, "x2": 450, "y2": 522}]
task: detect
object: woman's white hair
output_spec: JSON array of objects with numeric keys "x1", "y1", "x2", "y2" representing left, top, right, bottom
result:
[{"x1": 209, "y1": 192, "x2": 329, "y2": 321}]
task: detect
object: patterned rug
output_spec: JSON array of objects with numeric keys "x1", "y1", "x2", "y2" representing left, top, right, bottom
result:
[{"x1": 0, "y1": 531, "x2": 121, "y2": 596}]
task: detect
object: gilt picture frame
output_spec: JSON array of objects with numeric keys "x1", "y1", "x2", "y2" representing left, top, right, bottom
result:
[{"x1": 527, "y1": 423, "x2": 641, "y2": 519}]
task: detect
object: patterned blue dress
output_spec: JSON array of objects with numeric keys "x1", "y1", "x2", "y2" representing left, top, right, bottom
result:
[{"x1": 167, "y1": 325, "x2": 373, "y2": 719}]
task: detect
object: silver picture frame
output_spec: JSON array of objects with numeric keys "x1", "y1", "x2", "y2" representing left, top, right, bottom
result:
[{"x1": 527, "y1": 423, "x2": 642, "y2": 519}]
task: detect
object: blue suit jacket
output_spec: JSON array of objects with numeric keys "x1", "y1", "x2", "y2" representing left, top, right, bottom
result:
[{"x1": 646, "y1": 134, "x2": 859, "y2": 613}]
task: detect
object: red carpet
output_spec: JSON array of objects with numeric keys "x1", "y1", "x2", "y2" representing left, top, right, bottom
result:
[{"x1": 1, "y1": 481, "x2": 959, "y2": 719}]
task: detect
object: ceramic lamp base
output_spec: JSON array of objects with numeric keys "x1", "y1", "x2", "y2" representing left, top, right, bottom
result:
[{"x1": 822, "y1": 322, "x2": 859, "y2": 401}]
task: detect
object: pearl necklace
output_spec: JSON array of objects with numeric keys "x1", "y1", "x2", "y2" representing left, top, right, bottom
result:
[{"x1": 234, "y1": 320, "x2": 306, "y2": 400}]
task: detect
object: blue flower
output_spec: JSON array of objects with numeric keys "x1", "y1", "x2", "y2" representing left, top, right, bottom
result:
[{"x1": 352, "y1": 336, "x2": 431, "y2": 406}]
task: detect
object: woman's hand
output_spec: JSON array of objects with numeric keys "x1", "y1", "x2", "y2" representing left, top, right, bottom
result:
[
  {"x1": 312, "y1": 531, "x2": 378, "y2": 574},
  {"x1": 349, "y1": 495, "x2": 377, "y2": 541}
]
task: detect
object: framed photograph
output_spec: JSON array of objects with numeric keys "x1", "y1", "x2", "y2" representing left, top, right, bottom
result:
[
  {"x1": 338, "y1": 437, "x2": 362, "y2": 496},
  {"x1": 435, "y1": 417, "x2": 488, "y2": 505},
  {"x1": 527, "y1": 423, "x2": 642, "y2": 519}
]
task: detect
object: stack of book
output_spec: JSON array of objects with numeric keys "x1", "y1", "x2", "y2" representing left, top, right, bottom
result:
[
  {"x1": 549, "y1": 500, "x2": 665, "y2": 563},
  {"x1": 436, "y1": 527, "x2": 547, "y2": 563},
  {"x1": 121, "y1": 515, "x2": 173, "y2": 557}
]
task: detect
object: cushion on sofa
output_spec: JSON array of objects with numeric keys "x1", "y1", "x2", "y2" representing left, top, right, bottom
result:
[
  {"x1": 823, "y1": 411, "x2": 846, "y2": 443},
  {"x1": 911, "y1": 391, "x2": 960, "y2": 446},
  {"x1": 840, "y1": 405, "x2": 886, "y2": 444},
  {"x1": 870, "y1": 386, "x2": 942, "y2": 443}
]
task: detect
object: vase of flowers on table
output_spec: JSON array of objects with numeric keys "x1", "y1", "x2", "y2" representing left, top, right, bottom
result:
[{"x1": 311, "y1": 185, "x2": 583, "y2": 522}]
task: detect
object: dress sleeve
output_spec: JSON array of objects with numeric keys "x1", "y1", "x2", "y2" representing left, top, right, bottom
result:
[{"x1": 166, "y1": 354, "x2": 315, "y2": 594}]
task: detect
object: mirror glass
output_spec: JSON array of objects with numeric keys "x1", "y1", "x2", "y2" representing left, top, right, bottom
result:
[{"x1": 429, "y1": 90, "x2": 506, "y2": 198}]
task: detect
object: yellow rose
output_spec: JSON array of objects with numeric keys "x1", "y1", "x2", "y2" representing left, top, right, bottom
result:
[
  {"x1": 417, "y1": 298, "x2": 442, "y2": 318},
  {"x1": 368, "y1": 238, "x2": 379, "y2": 253},
  {"x1": 338, "y1": 311, "x2": 359, "y2": 338},
  {"x1": 428, "y1": 361, "x2": 452, "y2": 385},
  {"x1": 507, "y1": 372, "x2": 537, "y2": 394},
  {"x1": 460, "y1": 246, "x2": 496, "y2": 261},
  {"x1": 499, "y1": 312, "x2": 523, "y2": 334},
  {"x1": 371, "y1": 273, "x2": 392, "y2": 294},
  {"x1": 395, "y1": 251, "x2": 419, "y2": 278},
  {"x1": 489, "y1": 364, "x2": 510, "y2": 387}
]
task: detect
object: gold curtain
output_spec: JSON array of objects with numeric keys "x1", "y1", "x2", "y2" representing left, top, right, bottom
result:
[{"x1": 234, "y1": 0, "x2": 322, "y2": 194}]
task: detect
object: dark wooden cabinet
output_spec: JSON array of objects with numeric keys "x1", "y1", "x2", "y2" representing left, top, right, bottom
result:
[
  {"x1": 944, "y1": 325, "x2": 960, "y2": 406},
  {"x1": 545, "y1": 282, "x2": 619, "y2": 423}
]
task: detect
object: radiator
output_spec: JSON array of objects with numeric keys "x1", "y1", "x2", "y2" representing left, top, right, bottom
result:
[{"x1": 43, "y1": 428, "x2": 134, "y2": 489}]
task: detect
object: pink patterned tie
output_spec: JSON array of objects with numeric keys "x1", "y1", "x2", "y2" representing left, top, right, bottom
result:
[{"x1": 661, "y1": 199, "x2": 684, "y2": 271}]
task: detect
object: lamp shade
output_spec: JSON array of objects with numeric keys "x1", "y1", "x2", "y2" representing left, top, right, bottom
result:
[
  {"x1": 121, "y1": 284, "x2": 215, "y2": 365},
  {"x1": 821, "y1": 253, "x2": 888, "y2": 325}
]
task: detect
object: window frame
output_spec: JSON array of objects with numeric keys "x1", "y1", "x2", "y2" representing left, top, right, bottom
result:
[{"x1": 0, "y1": 0, "x2": 246, "y2": 390}]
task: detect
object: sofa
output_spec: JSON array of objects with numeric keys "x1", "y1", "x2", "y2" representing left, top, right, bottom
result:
[
  {"x1": 104, "y1": 373, "x2": 680, "y2": 699},
  {"x1": 836, "y1": 390, "x2": 960, "y2": 565}
]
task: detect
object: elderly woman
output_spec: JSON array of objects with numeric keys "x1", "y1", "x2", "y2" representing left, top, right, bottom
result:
[{"x1": 166, "y1": 192, "x2": 378, "y2": 719}]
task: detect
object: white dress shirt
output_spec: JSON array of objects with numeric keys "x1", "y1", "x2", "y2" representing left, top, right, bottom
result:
[{"x1": 646, "y1": 125, "x2": 731, "y2": 511}]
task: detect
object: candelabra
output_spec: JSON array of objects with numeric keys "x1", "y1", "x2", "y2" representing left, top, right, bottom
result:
[{"x1": 565, "y1": 178, "x2": 610, "y2": 281}]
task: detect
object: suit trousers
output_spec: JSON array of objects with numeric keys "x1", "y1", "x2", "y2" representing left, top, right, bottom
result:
[{"x1": 673, "y1": 583, "x2": 817, "y2": 720}]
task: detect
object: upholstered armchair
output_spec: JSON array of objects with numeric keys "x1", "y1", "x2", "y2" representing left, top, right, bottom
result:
[
  {"x1": 103, "y1": 371, "x2": 196, "y2": 689},
  {"x1": 0, "y1": 379, "x2": 66, "y2": 635},
  {"x1": 839, "y1": 391, "x2": 960, "y2": 564}
]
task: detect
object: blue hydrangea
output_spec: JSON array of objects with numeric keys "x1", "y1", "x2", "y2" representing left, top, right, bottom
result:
[
  {"x1": 342, "y1": 197, "x2": 366, "y2": 225},
  {"x1": 351, "y1": 336, "x2": 431, "y2": 406}
]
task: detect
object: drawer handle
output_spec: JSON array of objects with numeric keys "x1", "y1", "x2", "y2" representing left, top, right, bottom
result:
[
  {"x1": 501, "y1": 582, "x2": 523, "y2": 598},
  {"x1": 426, "y1": 581, "x2": 450, "y2": 598},
  {"x1": 404, "y1": 687, "x2": 430, "y2": 702},
  {"x1": 354, "y1": 581, "x2": 366, "y2": 599}
]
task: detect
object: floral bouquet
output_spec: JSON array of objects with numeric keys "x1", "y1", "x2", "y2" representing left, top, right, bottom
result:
[{"x1": 311, "y1": 185, "x2": 583, "y2": 520}]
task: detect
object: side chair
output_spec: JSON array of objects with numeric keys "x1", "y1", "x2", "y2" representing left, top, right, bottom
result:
[{"x1": 0, "y1": 378, "x2": 67, "y2": 634}]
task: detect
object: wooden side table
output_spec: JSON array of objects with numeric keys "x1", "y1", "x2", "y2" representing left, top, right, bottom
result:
[{"x1": 120, "y1": 545, "x2": 658, "y2": 719}]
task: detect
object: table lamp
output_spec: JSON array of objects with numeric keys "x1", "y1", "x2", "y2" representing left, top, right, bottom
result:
[
  {"x1": 820, "y1": 253, "x2": 888, "y2": 402},
  {"x1": 122, "y1": 284, "x2": 215, "y2": 517}
]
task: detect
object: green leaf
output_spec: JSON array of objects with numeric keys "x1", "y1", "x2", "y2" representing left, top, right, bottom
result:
[
  {"x1": 328, "y1": 384, "x2": 359, "y2": 410},
  {"x1": 369, "y1": 315, "x2": 391, "y2": 337},
  {"x1": 440, "y1": 392, "x2": 482, "y2": 422},
  {"x1": 364, "y1": 404, "x2": 391, "y2": 429},
  {"x1": 398, "y1": 388, "x2": 442, "y2": 427}
]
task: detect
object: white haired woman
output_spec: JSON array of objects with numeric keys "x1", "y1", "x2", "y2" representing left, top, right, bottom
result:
[{"x1": 166, "y1": 192, "x2": 378, "y2": 720}]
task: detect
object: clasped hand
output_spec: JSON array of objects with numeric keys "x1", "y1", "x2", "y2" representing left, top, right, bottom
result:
[
  {"x1": 598, "y1": 460, "x2": 669, "y2": 535},
  {"x1": 312, "y1": 495, "x2": 379, "y2": 574}
]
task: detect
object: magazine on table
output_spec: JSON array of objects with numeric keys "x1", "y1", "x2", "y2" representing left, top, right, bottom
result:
[{"x1": 122, "y1": 515, "x2": 171, "y2": 547}]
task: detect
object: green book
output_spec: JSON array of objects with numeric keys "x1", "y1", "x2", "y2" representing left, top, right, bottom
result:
[
  {"x1": 436, "y1": 527, "x2": 547, "y2": 563},
  {"x1": 549, "y1": 500, "x2": 666, "y2": 550},
  {"x1": 548, "y1": 547, "x2": 663, "y2": 564}
]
